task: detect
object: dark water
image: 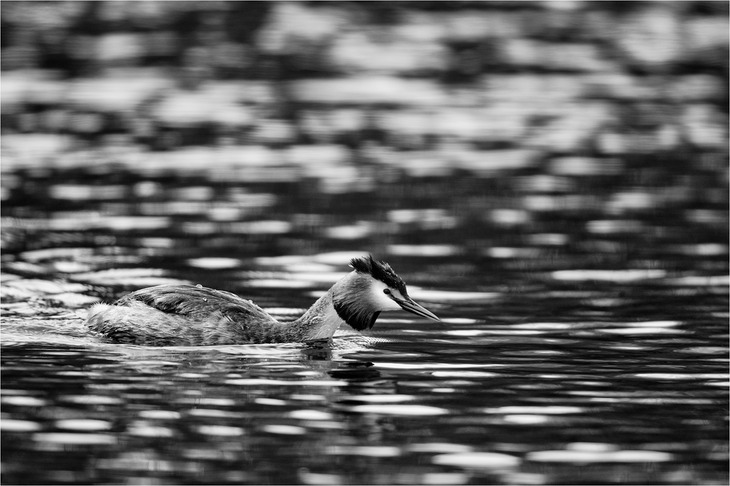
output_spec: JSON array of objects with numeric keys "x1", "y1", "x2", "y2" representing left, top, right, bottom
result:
[
  {"x1": 2, "y1": 162, "x2": 728, "y2": 484},
  {"x1": 1, "y1": 2, "x2": 729, "y2": 484}
]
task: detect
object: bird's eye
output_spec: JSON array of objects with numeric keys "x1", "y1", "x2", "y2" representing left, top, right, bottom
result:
[{"x1": 383, "y1": 288, "x2": 391, "y2": 295}]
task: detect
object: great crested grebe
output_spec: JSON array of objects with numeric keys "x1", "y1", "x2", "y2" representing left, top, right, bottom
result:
[{"x1": 86, "y1": 255, "x2": 439, "y2": 346}]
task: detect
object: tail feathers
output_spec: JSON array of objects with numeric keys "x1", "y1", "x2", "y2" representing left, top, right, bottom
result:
[
  {"x1": 87, "y1": 303, "x2": 111, "y2": 321},
  {"x1": 86, "y1": 304, "x2": 137, "y2": 343}
]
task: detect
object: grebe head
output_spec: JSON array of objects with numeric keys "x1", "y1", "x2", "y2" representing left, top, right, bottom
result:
[{"x1": 333, "y1": 255, "x2": 439, "y2": 331}]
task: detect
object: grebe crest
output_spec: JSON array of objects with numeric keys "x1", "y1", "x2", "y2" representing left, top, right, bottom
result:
[
  {"x1": 350, "y1": 255, "x2": 407, "y2": 295},
  {"x1": 333, "y1": 255, "x2": 430, "y2": 331}
]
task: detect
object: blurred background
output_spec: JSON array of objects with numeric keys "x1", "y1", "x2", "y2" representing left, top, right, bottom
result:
[
  {"x1": 1, "y1": 2, "x2": 728, "y2": 485},
  {"x1": 2, "y1": 1, "x2": 728, "y2": 259},
  {"x1": 2, "y1": 1, "x2": 727, "y2": 274}
]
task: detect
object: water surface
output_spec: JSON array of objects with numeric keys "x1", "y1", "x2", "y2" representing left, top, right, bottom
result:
[
  {"x1": 2, "y1": 166, "x2": 728, "y2": 484},
  {"x1": 1, "y1": 2, "x2": 728, "y2": 483}
]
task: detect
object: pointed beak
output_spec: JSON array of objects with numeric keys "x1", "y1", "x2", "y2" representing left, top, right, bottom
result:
[{"x1": 397, "y1": 297, "x2": 439, "y2": 321}]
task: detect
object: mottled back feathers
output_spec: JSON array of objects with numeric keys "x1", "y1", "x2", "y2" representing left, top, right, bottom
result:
[{"x1": 116, "y1": 284, "x2": 274, "y2": 324}]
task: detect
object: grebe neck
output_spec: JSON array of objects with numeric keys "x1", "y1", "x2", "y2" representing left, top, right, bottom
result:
[
  {"x1": 290, "y1": 291, "x2": 344, "y2": 341},
  {"x1": 288, "y1": 271, "x2": 378, "y2": 341}
]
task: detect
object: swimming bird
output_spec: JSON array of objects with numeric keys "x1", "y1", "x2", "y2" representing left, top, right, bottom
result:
[{"x1": 86, "y1": 255, "x2": 439, "y2": 346}]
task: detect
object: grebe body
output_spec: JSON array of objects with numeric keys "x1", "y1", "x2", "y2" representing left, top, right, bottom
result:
[{"x1": 86, "y1": 256, "x2": 438, "y2": 346}]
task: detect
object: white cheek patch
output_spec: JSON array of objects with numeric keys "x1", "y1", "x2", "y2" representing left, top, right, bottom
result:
[{"x1": 369, "y1": 281, "x2": 403, "y2": 311}]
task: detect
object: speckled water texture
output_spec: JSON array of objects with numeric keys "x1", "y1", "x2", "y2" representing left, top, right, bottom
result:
[{"x1": 2, "y1": 1, "x2": 728, "y2": 484}]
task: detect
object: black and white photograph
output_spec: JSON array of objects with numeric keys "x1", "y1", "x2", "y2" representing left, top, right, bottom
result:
[{"x1": 1, "y1": 1, "x2": 728, "y2": 484}]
